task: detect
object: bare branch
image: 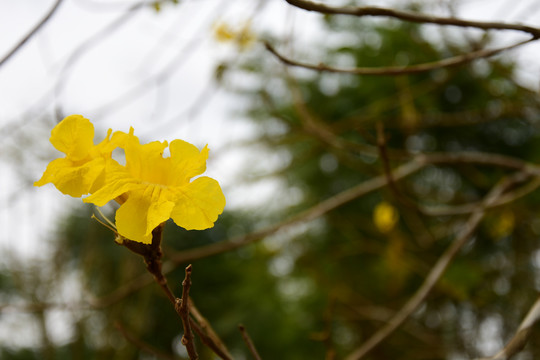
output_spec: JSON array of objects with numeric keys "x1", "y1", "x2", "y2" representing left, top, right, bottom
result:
[
  {"x1": 0, "y1": 0, "x2": 65, "y2": 68},
  {"x1": 175, "y1": 265, "x2": 198, "y2": 360},
  {"x1": 344, "y1": 171, "x2": 530, "y2": 360},
  {"x1": 284, "y1": 0, "x2": 540, "y2": 37},
  {"x1": 170, "y1": 151, "x2": 536, "y2": 265},
  {"x1": 170, "y1": 158, "x2": 425, "y2": 264},
  {"x1": 265, "y1": 38, "x2": 536, "y2": 76},
  {"x1": 476, "y1": 296, "x2": 540, "y2": 360},
  {"x1": 115, "y1": 321, "x2": 179, "y2": 360},
  {"x1": 189, "y1": 301, "x2": 233, "y2": 360},
  {"x1": 239, "y1": 324, "x2": 263, "y2": 360}
]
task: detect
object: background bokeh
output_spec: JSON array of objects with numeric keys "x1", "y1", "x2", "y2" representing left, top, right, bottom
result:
[{"x1": 1, "y1": 0, "x2": 540, "y2": 359}]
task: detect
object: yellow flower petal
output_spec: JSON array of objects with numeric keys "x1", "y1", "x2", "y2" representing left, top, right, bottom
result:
[
  {"x1": 123, "y1": 133, "x2": 169, "y2": 183},
  {"x1": 83, "y1": 161, "x2": 140, "y2": 206},
  {"x1": 34, "y1": 157, "x2": 105, "y2": 197},
  {"x1": 169, "y1": 139, "x2": 209, "y2": 186},
  {"x1": 170, "y1": 177, "x2": 225, "y2": 230},
  {"x1": 115, "y1": 185, "x2": 175, "y2": 244},
  {"x1": 50, "y1": 115, "x2": 95, "y2": 161}
]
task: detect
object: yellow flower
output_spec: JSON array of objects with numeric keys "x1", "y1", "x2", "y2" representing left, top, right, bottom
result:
[
  {"x1": 83, "y1": 128, "x2": 226, "y2": 244},
  {"x1": 213, "y1": 22, "x2": 235, "y2": 43},
  {"x1": 373, "y1": 201, "x2": 399, "y2": 233},
  {"x1": 213, "y1": 21, "x2": 255, "y2": 50},
  {"x1": 34, "y1": 115, "x2": 118, "y2": 197}
]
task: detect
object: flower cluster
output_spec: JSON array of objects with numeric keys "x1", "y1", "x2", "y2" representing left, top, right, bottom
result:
[{"x1": 35, "y1": 115, "x2": 226, "y2": 244}]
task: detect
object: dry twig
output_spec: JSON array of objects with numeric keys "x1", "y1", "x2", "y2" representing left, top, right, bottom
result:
[
  {"x1": 175, "y1": 265, "x2": 198, "y2": 360},
  {"x1": 476, "y1": 295, "x2": 540, "y2": 360},
  {"x1": 115, "y1": 321, "x2": 178, "y2": 360},
  {"x1": 239, "y1": 324, "x2": 262, "y2": 360},
  {"x1": 284, "y1": 0, "x2": 540, "y2": 37},
  {"x1": 344, "y1": 171, "x2": 531, "y2": 360},
  {"x1": 265, "y1": 38, "x2": 536, "y2": 76},
  {"x1": 0, "y1": 0, "x2": 65, "y2": 67}
]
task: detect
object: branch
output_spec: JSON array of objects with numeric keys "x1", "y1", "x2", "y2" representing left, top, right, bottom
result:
[
  {"x1": 265, "y1": 38, "x2": 536, "y2": 76},
  {"x1": 476, "y1": 295, "x2": 540, "y2": 360},
  {"x1": 175, "y1": 265, "x2": 198, "y2": 360},
  {"x1": 170, "y1": 158, "x2": 425, "y2": 264},
  {"x1": 238, "y1": 324, "x2": 263, "y2": 360},
  {"x1": 0, "y1": 0, "x2": 65, "y2": 68},
  {"x1": 189, "y1": 301, "x2": 233, "y2": 360},
  {"x1": 115, "y1": 321, "x2": 178, "y2": 360},
  {"x1": 344, "y1": 171, "x2": 529, "y2": 360},
  {"x1": 85, "y1": 152, "x2": 537, "y2": 309},
  {"x1": 121, "y1": 223, "x2": 176, "y2": 304},
  {"x1": 170, "y1": 151, "x2": 536, "y2": 265},
  {"x1": 284, "y1": 0, "x2": 540, "y2": 37}
]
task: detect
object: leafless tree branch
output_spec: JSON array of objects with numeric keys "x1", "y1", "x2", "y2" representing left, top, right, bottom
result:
[
  {"x1": 344, "y1": 171, "x2": 531, "y2": 360},
  {"x1": 476, "y1": 295, "x2": 540, "y2": 360},
  {"x1": 115, "y1": 321, "x2": 179, "y2": 360},
  {"x1": 175, "y1": 265, "x2": 198, "y2": 360},
  {"x1": 284, "y1": 0, "x2": 540, "y2": 37},
  {"x1": 239, "y1": 324, "x2": 263, "y2": 360},
  {"x1": 0, "y1": 0, "x2": 65, "y2": 68},
  {"x1": 265, "y1": 38, "x2": 536, "y2": 76}
]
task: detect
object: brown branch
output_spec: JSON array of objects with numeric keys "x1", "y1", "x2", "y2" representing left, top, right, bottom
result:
[
  {"x1": 238, "y1": 324, "x2": 263, "y2": 360},
  {"x1": 476, "y1": 295, "x2": 540, "y2": 360},
  {"x1": 80, "y1": 152, "x2": 537, "y2": 310},
  {"x1": 170, "y1": 151, "x2": 535, "y2": 265},
  {"x1": 265, "y1": 38, "x2": 536, "y2": 76},
  {"x1": 121, "y1": 223, "x2": 176, "y2": 304},
  {"x1": 344, "y1": 171, "x2": 530, "y2": 360},
  {"x1": 0, "y1": 0, "x2": 65, "y2": 68},
  {"x1": 121, "y1": 228, "x2": 230, "y2": 360},
  {"x1": 375, "y1": 121, "x2": 435, "y2": 245},
  {"x1": 421, "y1": 176, "x2": 540, "y2": 217},
  {"x1": 115, "y1": 321, "x2": 178, "y2": 360},
  {"x1": 175, "y1": 265, "x2": 198, "y2": 360},
  {"x1": 284, "y1": 0, "x2": 540, "y2": 37},
  {"x1": 189, "y1": 301, "x2": 233, "y2": 360},
  {"x1": 170, "y1": 158, "x2": 425, "y2": 264}
]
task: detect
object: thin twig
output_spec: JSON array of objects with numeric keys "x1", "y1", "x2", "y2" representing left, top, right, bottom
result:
[
  {"x1": 84, "y1": 152, "x2": 538, "y2": 308},
  {"x1": 238, "y1": 324, "x2": 262, "y2": 360},
  {"x1": 175, "y1": 265, "x2": 198, "y2": 360},
  {"x1": 170, "y1": 151, "x2": 536, "y2": 265},
  {"x1": 121, "y1": 223, "x2": 176, "y2": 304},
  {"x1": 344, "y1": 171, "x2": 530, "y2": 360},
  {"x1": 284, "y1": 0, "x2": 540, "y2": 37},
  {"x1": 170, "y1": 158, "x2": 425, "y2": 264},
  {"x1": 421, "y1": 176, "x2": 540, "y2": 217},
  {"x1": 121, "y1": 227, "x2": 230, "y2": 360},
  {"x1": 476, "y1": 295, "x2": 540, "y2": 360},
  {"x1": 265, "y1": 38, "x2": 536, "y2": 76},
  {"x1": 115, "y1": 321, "x2": 178, "y2": 360},
  {"x1": 189, "y1": 300, "x2": 233, "y2": 360},
  {"x1": 0, "y1": 0, "x2": 65, "y2": 68},
  {"x1": 375, "y1": 121, "x2": 436, "y2": 246}
]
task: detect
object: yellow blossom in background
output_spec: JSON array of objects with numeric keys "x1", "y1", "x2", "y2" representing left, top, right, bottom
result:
[
  {"x1": 373, "y1": 201, "x2": 399, "y2": 233},
  {"x1": 84, "y1": 128, "x2": 226, "y2": 244},
  {"x1": 489, "y1": 210, "x2": 515, "y2": 240},
  {"x1": 236, "y1": 23, "x2": 255, "y2": 50},
  {"x1": 213, "y1": 22, "x2": 235, "y2": 42},
  {"x1": 213, "y1": 21, "x2": 255, "y2": 51},
  {"x1": 34, "y1": 115, "x2": 119, "y2": 197}
]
